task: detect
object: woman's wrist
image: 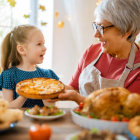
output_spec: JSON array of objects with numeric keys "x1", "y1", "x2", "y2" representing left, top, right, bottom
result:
[{"x1": 74, "y1": 91, "x2": 85, "y2": 104}]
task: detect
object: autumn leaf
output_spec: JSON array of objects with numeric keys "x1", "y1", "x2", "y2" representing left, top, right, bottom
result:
[
  {"x1": 40, "y1": 5, "x2": 46, "y2": 11},
  {"x1": 7, "y1": 0, "x2": 16, "y2": 7},
  {"x1": 24, "y1": 14, "x2": 30, "y2": 18},
  {"x1": 41, "y1": 22, "x2": 47, "y2": 26},
  {"x1": 55, "y1": 12, "x2": 59, "y2": 18}
]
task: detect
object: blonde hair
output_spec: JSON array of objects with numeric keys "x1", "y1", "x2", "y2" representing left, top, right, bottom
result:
[{"x1": 1, "y1": 25, "x2": 37, "y2": 71}]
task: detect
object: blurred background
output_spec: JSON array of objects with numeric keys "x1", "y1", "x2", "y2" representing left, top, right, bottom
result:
[{"x1": 0, "y1": 0, "x2": 140, "y2": 84}]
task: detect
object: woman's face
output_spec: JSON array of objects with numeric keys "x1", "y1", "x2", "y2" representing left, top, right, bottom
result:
[{"x1": 94, "y1": 18, "x2": 129, "y2": 57}]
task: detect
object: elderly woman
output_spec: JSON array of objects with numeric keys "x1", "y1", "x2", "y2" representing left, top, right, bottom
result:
[{"x1": 58, "y1": 0, "x2": 140, "y2": 103}]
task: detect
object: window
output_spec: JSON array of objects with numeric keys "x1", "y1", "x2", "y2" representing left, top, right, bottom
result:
[
  {"x1": 0, "y1": 0, "x2": 53, "y2": 69},
  {"x1": 0, "y1": 0, "x2": 30, "y2": 45}
]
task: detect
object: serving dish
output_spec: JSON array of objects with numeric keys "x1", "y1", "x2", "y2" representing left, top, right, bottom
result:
[
  {"x1": 25, "y1": 109, "x2": 66, "y2": 120},
  {"x1": 65, "y1": 132, "x2": 129, "y2": 140},
  {"x1": 71, "y1": 109, "x2": 128, "y2": 133}
]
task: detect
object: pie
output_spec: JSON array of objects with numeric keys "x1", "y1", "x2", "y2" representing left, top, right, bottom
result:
[{"x1": 16, "y1": 78, "x2": 65, "y2": 99}]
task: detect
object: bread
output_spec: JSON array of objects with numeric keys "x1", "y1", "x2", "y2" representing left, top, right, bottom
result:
[
  {"x1": 0, "y1": 109, "x2": 23, "y2": 123},
  {"x1": 128, "y1": 116, "x2": 140, "y2": 138},
  {"x1": 0, "y1": 121, "x2": 11, "y2": 130},
  {"x1": 0, "y1": 99, "x2": 8, "y2": 115},
  {"x1": 0, "y1": 99, "x2": 23, "y2": 130},
  {"x1": 16, "y1": 78, "x2": 65, "y2": 99}
]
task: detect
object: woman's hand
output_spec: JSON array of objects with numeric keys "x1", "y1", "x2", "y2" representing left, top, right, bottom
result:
[
  {"x1": 58, "y1": 89, "x2": 85, "y2": 104},
  {"x1": 43, "y1": 85, "x2": 85, "y2": 104},
  {"x1": 42, "y1": 85, "x2": 74, "y2": 103}
]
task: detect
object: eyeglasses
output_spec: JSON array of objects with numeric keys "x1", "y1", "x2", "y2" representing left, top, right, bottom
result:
[{"x1": 92, "y1": 22, "x2": 114, "y2": 35}]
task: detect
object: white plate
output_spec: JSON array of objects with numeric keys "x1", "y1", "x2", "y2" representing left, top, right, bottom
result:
[
  {"x1": 71, "y1": 109, "x2": 128, "y2": 133},
  {"x1": 66, "y1": 132, "x2": 128, "y2": 140},
  {"x1": 65, "y1": 132, "x2": 79, "y2": 140},
  {"x1": 25, "y1": 110, "x2": 66, "y2": 120}
]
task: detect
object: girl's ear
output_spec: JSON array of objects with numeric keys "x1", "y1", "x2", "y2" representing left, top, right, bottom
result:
[{"x1": 17, "y1": 44, "x2": 26, "y2": 56}]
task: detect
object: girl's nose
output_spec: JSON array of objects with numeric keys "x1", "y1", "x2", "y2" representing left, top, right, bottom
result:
[
  {"x1": 45, "y1": 47, "x2": 47, "y2": 51},
  {"x1": 43, "y1": 45, "x2": 47, "y2": 51}
]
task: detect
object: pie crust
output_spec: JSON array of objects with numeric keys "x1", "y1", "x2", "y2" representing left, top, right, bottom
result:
[{"x1": 16, "y1": 78, "x2": 65, "y2": 99}]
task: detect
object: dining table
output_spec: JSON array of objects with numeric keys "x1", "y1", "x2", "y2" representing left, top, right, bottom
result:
[{"x1": 0, "y1": 104, "x2": 83, "y2": 140}]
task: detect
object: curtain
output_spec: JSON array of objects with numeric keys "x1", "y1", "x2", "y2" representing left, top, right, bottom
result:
[{"x1": 52, "y1": 0, "x2": 97, "y2": 83}]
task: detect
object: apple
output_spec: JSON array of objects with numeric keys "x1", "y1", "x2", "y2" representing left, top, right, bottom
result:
[{"x1": 29, "y1": 124, "x2": 52, "y2": 140}]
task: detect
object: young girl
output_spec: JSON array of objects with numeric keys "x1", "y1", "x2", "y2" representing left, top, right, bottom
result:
[{"x1": 0, "y1": 25, "x2": 59, "y2": 108}]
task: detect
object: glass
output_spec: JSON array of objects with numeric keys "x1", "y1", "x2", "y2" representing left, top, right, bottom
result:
[{"x1": 92, "y1": 22, "x2": 114, "y2": 35}]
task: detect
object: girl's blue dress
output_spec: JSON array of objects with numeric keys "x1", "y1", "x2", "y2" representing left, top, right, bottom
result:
[{"x1": 0, "y1": 66, "x2": 59, "y2": 108}]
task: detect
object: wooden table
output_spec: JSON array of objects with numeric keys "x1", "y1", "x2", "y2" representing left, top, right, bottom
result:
[{"x1": 0, "y1": 108, "x2": 83, "y2": 140}]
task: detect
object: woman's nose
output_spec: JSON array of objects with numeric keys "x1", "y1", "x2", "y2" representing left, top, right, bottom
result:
[{"x1": 94, "y1": 30, "x2": 102, "y2": 38}]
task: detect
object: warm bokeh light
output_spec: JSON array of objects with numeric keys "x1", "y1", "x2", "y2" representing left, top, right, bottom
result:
[
  {"x1": 96, "y1": 0, "x2": 102, "y2": 5},
  {"x1": 66, "y1": 16, "x2": 71, "y2": 21},
  {"x1": 57, "y1": 21, "x2": 64, "y2": 28}
]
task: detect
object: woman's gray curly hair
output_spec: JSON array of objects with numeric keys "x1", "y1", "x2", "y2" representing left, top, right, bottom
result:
[{"x1": 94, "y1": 0, "x2": 140, "y2": 43}]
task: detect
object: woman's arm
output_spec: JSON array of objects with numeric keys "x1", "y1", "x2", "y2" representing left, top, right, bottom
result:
[
  {"x1": 2, "y1": 88, "x2": 26, "y2": 108},
  {"x1": 42, "y1": 85, "x2": 85, "y2": 104},
  {"x1": 58, "y1": 88, "x2": 85, "y2": 104}
]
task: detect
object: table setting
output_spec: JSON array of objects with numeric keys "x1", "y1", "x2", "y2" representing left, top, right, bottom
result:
[{"x1": 0, "y1": 78, "x2": 140, "y2": 140}]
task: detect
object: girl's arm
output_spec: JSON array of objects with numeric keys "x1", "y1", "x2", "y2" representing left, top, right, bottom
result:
[{"x1": 2, "y1": 88, "x2": 26, "y2": 108}]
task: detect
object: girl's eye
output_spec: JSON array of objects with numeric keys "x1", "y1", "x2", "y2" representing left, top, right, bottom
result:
[
  {"x1": 37, "y1": 42, "x2": 45, "y2": 46},
  {"x1": 37, "y1": 43, "x2": 41, "y2": 45}
]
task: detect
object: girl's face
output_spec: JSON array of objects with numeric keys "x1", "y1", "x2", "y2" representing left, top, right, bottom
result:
[
  {"x1": 94, "y1": 18, "x2": 129, "y2": 57},
  {"x1": 24, "y1": 29, "x2": 46, "y2": 65}
]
